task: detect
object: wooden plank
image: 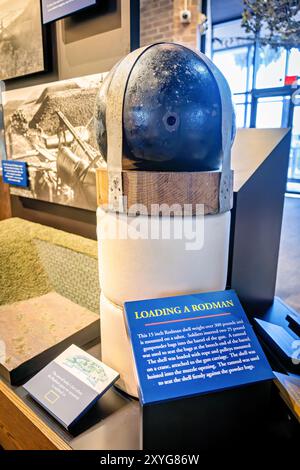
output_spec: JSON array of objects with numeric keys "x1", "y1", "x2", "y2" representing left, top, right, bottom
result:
[
  {"x1": 96, "y1": 169, "x2": 233, "y2": 215},
  {"x1": 0, "y1": 175, "x2": 11, "y2": 221},
  {"x1": 0, "y1": 380, "x2": 71, "y2": 450},
  {"x1": 123, "y1": 171, "x2": 221, "y2": 215},
  {"x1": 96, "y1": 168, "x2": 109, "y2": 207}
]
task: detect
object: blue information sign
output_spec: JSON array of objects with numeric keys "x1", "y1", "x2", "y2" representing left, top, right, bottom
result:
[
  {"x1": 42, "y1": 0, "x2": 96, "y2": 24},
  {"x1": 2, "y1": 160, "x2": 28, "y2": 188},
  {"x1": 124, "y1": 290, "x2": 274, "y2": 405}
]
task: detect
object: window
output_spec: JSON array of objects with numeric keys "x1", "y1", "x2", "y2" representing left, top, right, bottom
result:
[
  {"x1": 255, "y1": 46, "x2": 287, "y2": 89},
  {"x1": 212, "y1": 44, "x2": 253, "y2": 128},
  {"x1": 255, "y1": 97, "x2": 284, "y2": 128},
  {"x1": 289, "y1": 107, "x2": 300, "y2": 181},
  {"x1": 212, "y1": 19, "x2": 300, "y2": 191},
  {"x1": 287, "y1": 48, "x2": 300, "y2": 76},
  {"x1": 233, "y1": 93, "x2": 252, "y2": 128},
  {"x1": 213, "y1": 47, "x2": 250, "y2": 94}
]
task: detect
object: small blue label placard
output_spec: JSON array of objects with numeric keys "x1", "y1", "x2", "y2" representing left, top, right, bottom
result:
[
  {"x1": 2, "y1": 160, "x2": 28, "y2": 187},
  {"x1": 124, "y1": 290, "x2": 274, "y2": 405}
]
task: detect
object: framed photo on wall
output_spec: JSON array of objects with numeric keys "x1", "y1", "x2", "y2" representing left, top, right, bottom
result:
[
  {"x1": 0, "y1": 0, "x2": 48, "y2": 81},
  {"x1": 3, "y1": 72, "x2": 107, "y2": 211},
  {"x1": 41, "y1": 0, "x2": 97, "y2": 24}
]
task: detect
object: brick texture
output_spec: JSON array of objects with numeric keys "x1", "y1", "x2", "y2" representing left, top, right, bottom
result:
[{"x1": 140, "y1": 0, "x2": 201, "y2": 49}]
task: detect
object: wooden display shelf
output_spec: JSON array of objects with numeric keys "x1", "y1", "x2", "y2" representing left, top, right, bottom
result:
[
  {"x1": 0, "y1": 380, "x2": 70, "y2": 450},
  {"x1": 0, "y1": 342, "x2": 298, "y2": 450}
]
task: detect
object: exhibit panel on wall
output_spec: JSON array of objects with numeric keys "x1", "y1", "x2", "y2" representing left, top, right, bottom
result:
[
  {"x1": 0, "y1": 0, "x2": 46, "y2": 81},
  {"x1": 2, "y1": 72, "x2": 107, "y2": 211},
  {"x1": 41, "y1": 0, "x2": 97, "y2": 24},
  {"x1": 55, "y1": 0, "x2": 137, "y2": 79}
]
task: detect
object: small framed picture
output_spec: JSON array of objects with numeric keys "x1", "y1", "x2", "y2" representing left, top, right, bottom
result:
[{"x1": 0, "y1": 0, "x2": 50, "y2": 81}]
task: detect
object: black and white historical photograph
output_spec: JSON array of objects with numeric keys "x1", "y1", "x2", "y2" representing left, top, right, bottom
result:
[
  {"x1": 3, "y1": 73, "x2": 107, "y2": 211},
  {"x1": 0, "y1": 0, "x2": 45, "y2": 81}
]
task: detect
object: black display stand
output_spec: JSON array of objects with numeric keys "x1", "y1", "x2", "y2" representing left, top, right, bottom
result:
[
  {"x1": 142, "y1": 380, "x2": 272, "y2": 450},
  {"x1": 255, "y1": 297, "x2": 300, "y2": 374},
  {"x1": 228, "y1": 129, "x2": 300, "y2": 377},
  {"x1": 3, "y1": 343, "x2": 298, "y2": 450},
  {"x1": 229, "y1": 128, "x2": 291, "y2": 313}
]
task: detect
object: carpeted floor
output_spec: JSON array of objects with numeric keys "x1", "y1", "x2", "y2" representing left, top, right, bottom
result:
[{"x1": 276, "y1": 196, "x2": 300, "y2": 313}]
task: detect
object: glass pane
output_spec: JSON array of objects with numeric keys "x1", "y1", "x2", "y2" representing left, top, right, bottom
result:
[
  {"x1": 233, "y1": 94, "x2": 246, "y2": 103},
  {"x1": 235, "y1": 104, "x2": 246, "y2": 128},
  {"x1": 256, "y1": 46, "x2": 287, "y2": 89},
  {"x1": 213, "y1": 47, "x2": 250, "y2": 94},
  {"x1": 288, "y1": 107, "x2": 300, "y2": 181},
  {"x1": 233, "y1": 93, "x2": 251, "y2": 128},
  {"x1": 245, "y1": 96, "x2": 252, "y2": 127},
  {"x1": 213, "y1": 20, "x2": 251, "y2": 51},
  {"x1": 256, "y1": 97, "x2": 283, "y2": 128},
  {"x1": 288, "y1": 48, "x2": 300, "y2": 77},
  {"x1": 233, "y1": 94, "x2": 246, "y2": 128},
  {"x1": 281, "y1": 97, "x2": 291, "y2": 128}
]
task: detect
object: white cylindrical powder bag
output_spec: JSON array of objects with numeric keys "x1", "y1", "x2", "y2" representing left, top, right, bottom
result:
[
  {"x1": 97, "y1": 208, "x2": 231, "y2": 396},
  {"x1": 100, "y1": 292, "x2": 138, "y2": 397},
  {"x1": 97, "y1": 208, "x2": 231, "y2": 306}
]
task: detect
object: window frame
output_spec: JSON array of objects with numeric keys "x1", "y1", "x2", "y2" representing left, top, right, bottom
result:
[{"x1": 212, "y1": 25, "x2": 300, "y2": 189}]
